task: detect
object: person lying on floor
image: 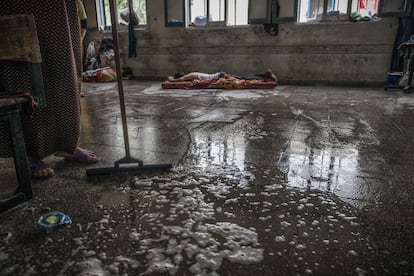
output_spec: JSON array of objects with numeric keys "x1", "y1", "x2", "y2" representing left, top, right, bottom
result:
[{"x1": 167, "y1": 69, "x2": 278, "y2": 82}]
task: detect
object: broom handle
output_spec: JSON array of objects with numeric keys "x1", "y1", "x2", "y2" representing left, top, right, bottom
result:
[{"x1": 109, "y1": 0, "x2": 131, "y2": 159}]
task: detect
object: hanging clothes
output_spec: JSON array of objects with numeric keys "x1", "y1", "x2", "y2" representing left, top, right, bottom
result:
[
  {"x1": 128, "y1": 2, "x2": 137, "y2": 58},
  {"x1": 128, "y1": 23, "x2": 137, "y2": 58},
  {"x1": 390, "y1": 1, "x2": 414, "y2": 72}
]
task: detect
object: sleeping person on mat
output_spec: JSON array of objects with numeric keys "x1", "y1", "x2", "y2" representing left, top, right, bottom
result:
[{"x1": 167, "y1": 69, "x2": 277, "y2": 83}]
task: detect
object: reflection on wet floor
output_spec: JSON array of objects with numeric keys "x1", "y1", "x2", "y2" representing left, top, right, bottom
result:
[
  {"x1": 1, "y1": 82, "x2": 414, "y2": 275},
  {"x1": 187, "y1": 112, "x2": 369, "y2": 207}
]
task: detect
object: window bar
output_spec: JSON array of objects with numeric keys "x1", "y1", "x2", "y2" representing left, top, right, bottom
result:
[
  {"x1": 234, "y1": 0, "x2": 237, "y2": 25},
  {"x1": 188, "y1": 0, "x2": 191, "y2": 25},
  {"x1": 316, "y1": 0, "x2": 321, "y2": 19},
  {"x1": 185, "y1": 0, "x2": 189, "y2": 26},
  {"x1": 95, "y1": 0, "x2": 102, "y2": 29},
  {"x1": 100, "y1": 0, "x2": 108, "y2": 28},
  {"x1": 206, "y1": 0, "x2": 210, "y2": 24},
  {"x1": 306, "y1": 0, "x2": 311, "y2": 19},
  {"x1": 323, "y1": 0, "x2": 328, "y2": 19},
  {"x1": 219, "y1": 0, "x2": 224, "y2": 21},
  {"x1": 223, "y1": 0, "x2": 226, "y2": 23},
  {"x1": 219, "y1": 0, "x2": 222, "y2": 21},
  {"x1": 347, "y1": 0, "x2": 352, "y2": 15}
]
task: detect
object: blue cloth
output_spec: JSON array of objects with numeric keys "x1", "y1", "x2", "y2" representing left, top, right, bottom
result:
[
  {"x1": 128, "y1": 22, "x2": 136, "y2": 57},
  {"x1": 128, "y1": 3, "x2": 137, "y2": 58}
]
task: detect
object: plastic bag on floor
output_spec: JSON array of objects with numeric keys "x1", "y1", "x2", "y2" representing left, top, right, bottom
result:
[{"x1": 86, "y1": 42, "x2": 96, "y2": 58}]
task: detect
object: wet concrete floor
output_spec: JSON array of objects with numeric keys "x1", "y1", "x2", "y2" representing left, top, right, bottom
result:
[{"x1": 1, "y1": 81, "x2": 414, "y2": 275}]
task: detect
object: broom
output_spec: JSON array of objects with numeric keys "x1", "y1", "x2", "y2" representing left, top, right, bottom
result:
[{"x1": 86, "y1": 0, "x2": 172, "y2": 176}]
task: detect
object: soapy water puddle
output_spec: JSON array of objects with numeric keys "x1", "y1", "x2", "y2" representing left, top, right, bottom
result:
[
  {"x1": 67, "y1": 120, "x2": 373, "y2": 275},
  {"x1": 0, "y1": 162, "x2": 374, "y2": 276},
  {"x1": 142, "y1": 84, "x2": 279, "y2": 100},
  {"x1": 74, "y1": 166, "x2": 371, "y2": 275},
  {"x1": 99, "y1": 118, "x2": 375, "y2": 274}
]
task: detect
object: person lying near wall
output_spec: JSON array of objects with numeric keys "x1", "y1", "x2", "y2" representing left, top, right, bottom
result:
[
  {"x1": 167, "y1": 69, "x2": 278, "y2": 83},
  {"x1": 164, "y1": 69, "x2": 278, "y2": 90}
]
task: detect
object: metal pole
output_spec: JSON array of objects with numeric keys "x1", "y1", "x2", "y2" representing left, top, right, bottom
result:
[
  {"x1": 347, "y1": 0, "x2": 352, "y2": 15},
  {"x1": 86, "y1": 0, "x2": 172, "y2": 176},
  {"x1": 323, "y1": 0, "x2": 328, "y2": 20},
  {"x1": 109, "y1": 0, "x2": 131, "y2": 159}
]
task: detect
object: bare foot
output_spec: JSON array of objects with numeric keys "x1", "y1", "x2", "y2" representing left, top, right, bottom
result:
[
  {"x1": 30, "y1": 160, "x2": 54, "y2": 179},
  {"x1": 267, "y1": 69, "x2": 277, "y2": 82},
  {"x1": 168, "y1": 76, "x2": 175, "y2": 81}
]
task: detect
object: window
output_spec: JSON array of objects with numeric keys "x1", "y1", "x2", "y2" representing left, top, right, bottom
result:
[
  {"x1": 189, "y1": 0, "x2": 226, "y2": 25},
  {"x1": 164, "y1": 0, "x2": 409, "y2": 27},
  {"x1": 298, "y1": 0, "x2": 408, "y2": 23},
  {"x1": 227, "y1": 0, "x2": 248, "y2": 26},
  {"x1": 188, "y1": 0, "x2": 245, "y2": 26},
  {"x1": 165, "y1": 0, "x2": 186, "y2": 26},
  {"x1": 298, "y1": 0, "x2": 353, "y2": 22},
  {"x1": 165, "y1": 0, "x2": 298, "y2": 27},
  {"x1": 248, "y1": 0, "x2": 270, "y2": 24},
  {"x1": 379, "y1": 0, "x2": 410, "y2": 16},
  {"x1": 97, "y1": 0, "x2": 147, "y2": 30}
]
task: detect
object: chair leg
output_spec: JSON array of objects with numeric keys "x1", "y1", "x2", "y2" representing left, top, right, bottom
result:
[
  {"x1": 0, "y1": 109, "x2": 32, "y2": 214},
  {"x1": 9, "y1": 109, "x2": 33, "y2": 198}
]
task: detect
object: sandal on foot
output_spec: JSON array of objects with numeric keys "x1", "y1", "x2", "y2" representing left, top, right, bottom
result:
[
  {"x1": 64, "y1": 148, "x2": 99, "y2": 165},
  {"x1": 30, "y1": 161, "x2": 54, "y2": 179}
]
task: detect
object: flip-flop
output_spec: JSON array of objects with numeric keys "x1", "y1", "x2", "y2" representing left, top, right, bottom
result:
[
  {"x1": 30, "y1": 161, "x2": 54, "y2": 179},
  {"x1": 64, "y1": 148, "x2": 99, "y2": 165}
]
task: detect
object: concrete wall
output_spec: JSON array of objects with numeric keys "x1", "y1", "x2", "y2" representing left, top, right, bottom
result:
[{"x1": 85, "y1": 0, "x2": 399, "y2": 85}]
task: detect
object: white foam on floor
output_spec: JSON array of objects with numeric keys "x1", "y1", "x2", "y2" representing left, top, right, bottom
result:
[{"x1": 142, "y1": 83, "x2": 279, "y2": 99}]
